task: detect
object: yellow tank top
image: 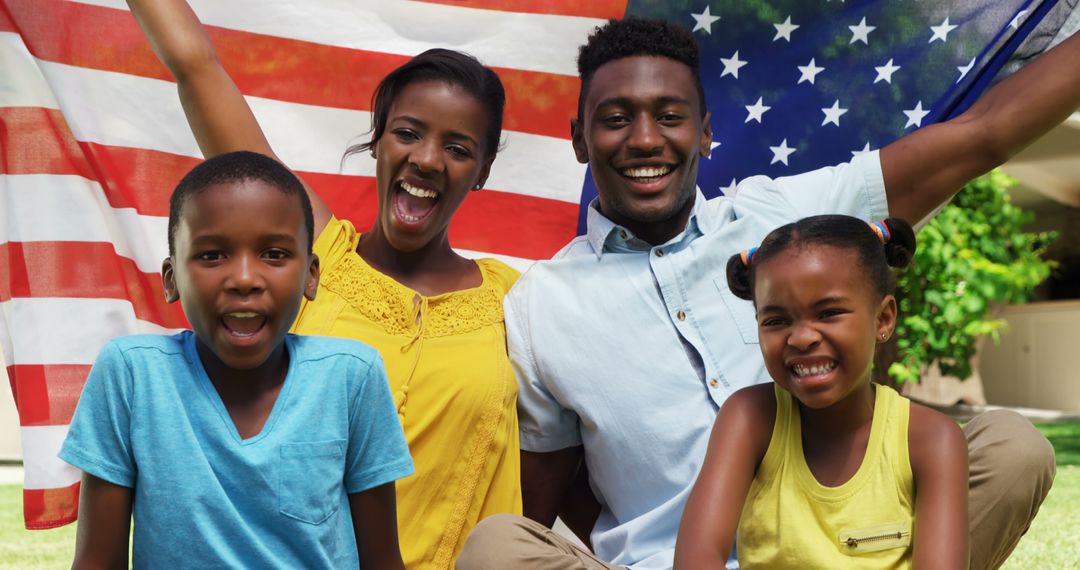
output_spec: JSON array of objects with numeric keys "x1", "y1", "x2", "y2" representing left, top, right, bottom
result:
[
  {"x1": 291, "y1": 217, "x2": 522, "y2": 570},
  {"x1": 736, "y1": 384, "x2": 914, "y2": 569}
]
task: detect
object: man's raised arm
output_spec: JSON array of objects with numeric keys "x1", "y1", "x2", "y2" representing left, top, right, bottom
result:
[{"x1": 881, "y1": 30, "x2": 1080, "y2": 223}]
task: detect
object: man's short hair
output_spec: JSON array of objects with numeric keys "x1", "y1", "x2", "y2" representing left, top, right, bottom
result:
[
  {"x1": 167, "y1": 151, "x2": 314, "y2": 256},
  {"x1": 576, "y1": 16, "x2": 707, "y2": 120}
]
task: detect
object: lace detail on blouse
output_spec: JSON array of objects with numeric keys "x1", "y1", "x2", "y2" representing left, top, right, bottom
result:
[
  {"x1": 426, "y1": 286, "x2": 504, "y2": 337},
  {"x1": 319, "y1": 254, "x2": 505, "y2": 338},
  {"x1": 431, "y1": 343, "x2": 511, "y2": 568}
]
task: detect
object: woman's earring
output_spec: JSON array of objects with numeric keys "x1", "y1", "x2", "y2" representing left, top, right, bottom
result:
[
  {"x1": 880, "y1": 332, "x2": 889, "y2": 341},
  {"x1": 472, "y1": 183, "x2": 483, "y2": 192}
]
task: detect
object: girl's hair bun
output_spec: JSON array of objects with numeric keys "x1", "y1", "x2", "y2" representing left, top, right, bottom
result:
[
  {"x1": 726, "y1": 253, "x2": 755, "y2": 301},
  {"x1": 882, "y1": 217, "x2": 916, "y2": 269}
]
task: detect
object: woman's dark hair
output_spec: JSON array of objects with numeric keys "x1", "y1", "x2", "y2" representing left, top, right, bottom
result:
[
  {"x1": 344, "y1": 48, "x2": 505, "y2": 161},
  {"x1": 726, "y1": 215, "x2": 917, "y2": 302}
]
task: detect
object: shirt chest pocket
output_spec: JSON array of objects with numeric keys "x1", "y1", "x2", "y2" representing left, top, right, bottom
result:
[
  {"x1": 714, "y1": 278, "x2": 759, "y2": 344},
  {"x1": 277, "y1": 440, "x2": 346, "y2": 525}
]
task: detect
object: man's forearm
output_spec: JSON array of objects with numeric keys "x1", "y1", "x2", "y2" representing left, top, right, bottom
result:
[
  {"x1": 521, "y1": 447, "x2": 584, "y2": 527},
  {"x1": 963, "y1": 30, "x2": 1080, "y2": 163},
  {"x1": 557, "y1": 460, "x2": 601, "y2": 549}
]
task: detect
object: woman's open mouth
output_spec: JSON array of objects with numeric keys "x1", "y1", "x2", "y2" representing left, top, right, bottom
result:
[{"x1": 393, "y1": 180, "x2": 440, "y2": 225}]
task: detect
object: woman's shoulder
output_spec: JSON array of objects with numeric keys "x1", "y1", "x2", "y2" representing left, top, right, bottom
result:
[
  {"x1": 476, "y1": 258, "x2": 522, "y2": 294},
  {"x1": 313, "y1": 216, "x2": 362, "y2": 270}
]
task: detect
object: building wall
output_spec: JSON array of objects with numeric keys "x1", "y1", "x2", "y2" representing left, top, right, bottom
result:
[{"x1": 979, "y1": 300, "x2": 1080, "y2": 412}]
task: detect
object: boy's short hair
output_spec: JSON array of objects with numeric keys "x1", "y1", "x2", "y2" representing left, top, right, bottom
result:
[
  {"x1": 167, "y1": 151, "x2": 315, "y2": 256},
  {"x1": 576, "y1": 16, "x2": 707, "y2": 120}
]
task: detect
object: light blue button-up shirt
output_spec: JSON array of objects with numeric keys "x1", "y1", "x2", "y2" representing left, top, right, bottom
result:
[{"x1": 505, "y1": 152, "x2": 889, "y2": 569}]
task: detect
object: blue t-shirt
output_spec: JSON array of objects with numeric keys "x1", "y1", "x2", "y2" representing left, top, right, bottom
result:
[{"x1": 59, "y1": 331, "x2": 414, "y2": 568}]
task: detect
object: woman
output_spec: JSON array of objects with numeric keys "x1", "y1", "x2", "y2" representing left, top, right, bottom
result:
[{"x1": 126, "y1": 2, "x2": 521, "y2": 567}]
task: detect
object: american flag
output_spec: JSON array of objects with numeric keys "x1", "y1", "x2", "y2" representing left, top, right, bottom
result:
[
  {"x1": 578, "y1": 0, "x2": 1074, "y2": 230},
  {"x1": 0, "y1": 0, "x2": 1068, "y2": 529}
]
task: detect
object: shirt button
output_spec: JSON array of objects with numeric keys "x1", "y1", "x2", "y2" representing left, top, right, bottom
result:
[
  {"x1": 709, "y1": 378, "x2": 720, "y2": 389},
  {"x1": 655, "y1": 249, "x2": 664, "y2": 257},
  {"x1": 676, "y1": 310, "x2": 686, "y2": 321}
]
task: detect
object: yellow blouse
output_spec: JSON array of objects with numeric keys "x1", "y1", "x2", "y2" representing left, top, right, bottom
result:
[{"x1": 292, "y1": 217, "x2": 522, "y2": 569}]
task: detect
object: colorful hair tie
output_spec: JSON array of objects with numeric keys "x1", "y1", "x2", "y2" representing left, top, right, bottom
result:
[
  {"x1": 868, "y1": 221, "x2": 891, "y2": 244},
  {"x1": 740, "y1": 246, "x2": 759, "y2": 267}
]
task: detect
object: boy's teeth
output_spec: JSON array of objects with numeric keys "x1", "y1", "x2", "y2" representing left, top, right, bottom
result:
[
  {"x1": 226, "y1": 312, "x2": 259, "y2": 318},
  {"x1": 622, "y1": 166, "x2": 672, "y2": 179},
  {"x1": 400, "y1": 181, "x2": 438, "y2": 199}
]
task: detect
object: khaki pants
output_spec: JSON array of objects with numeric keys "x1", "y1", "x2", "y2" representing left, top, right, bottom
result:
[{"x1": 457, "y1": 410, "x2": 1055, "y2": 570}]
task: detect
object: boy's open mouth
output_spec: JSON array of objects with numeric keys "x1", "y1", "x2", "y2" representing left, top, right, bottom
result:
[
  {"x1": 393, "y1": 180, "x2": 440, "y2": 224},
  {"x1": 222, "y1": 312, "x2": 267, "y2": 337}
]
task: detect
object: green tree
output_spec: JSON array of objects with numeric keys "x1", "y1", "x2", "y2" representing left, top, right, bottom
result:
[{"x1": 883, "y1": 170, "x2": 1057, "y2": 384}]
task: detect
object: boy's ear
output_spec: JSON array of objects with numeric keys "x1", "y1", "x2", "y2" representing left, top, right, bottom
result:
[
  {"x1": 161, "y1": 258, "x2": 180, "y2": 304},
  {"x1": 699, "y1": 111, "x2": 714, "y2": 158},
  {"x1": 876, "y1": 294, "x2": 898, "y2": 343},
  {"x1": 304, "y1": 254, "x2": 320, "y2": 302},
  {"x1": 570, "y1": 118, "x2": 589, "y2": 164}
]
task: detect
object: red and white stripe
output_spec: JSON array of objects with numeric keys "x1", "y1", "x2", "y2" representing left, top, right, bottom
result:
[{"x1": 1, "y1": 0, "x2": 623, "y2": 528}]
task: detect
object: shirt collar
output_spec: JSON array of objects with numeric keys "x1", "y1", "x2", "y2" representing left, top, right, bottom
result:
[{"x1": 585, "y1": 190, "x2": 708, "y2": 259}]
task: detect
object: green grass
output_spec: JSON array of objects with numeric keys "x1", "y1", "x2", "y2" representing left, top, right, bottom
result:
[
  {"x1": 1002, "y1": 465, "x2": 1080, "y2": 569},
  {"x1": 1037, "y1": 422, "x2": 1080, "y2": 467},
  {"x1": 0, "y1": 485, "x2": 75, "y2": 570},
  {"x1": 1, "y1": 422, "x2": 1078, "y2": 568},
  {"x1": 1002, "y1": 422, "x2": 1080, "y2": 570}
]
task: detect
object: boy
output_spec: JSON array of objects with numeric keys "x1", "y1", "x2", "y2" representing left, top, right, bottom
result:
[{"x1": 61, "y1": 151, "x2": 413, "y2": 568}]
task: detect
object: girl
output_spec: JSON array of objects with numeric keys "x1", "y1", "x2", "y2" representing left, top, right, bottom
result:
[
  {"x1": 674, "y1": 215, "x2": 968, "y2": 569},
  {"x1": 126, "y1": 1, "x2": 521, "y2": 567}
]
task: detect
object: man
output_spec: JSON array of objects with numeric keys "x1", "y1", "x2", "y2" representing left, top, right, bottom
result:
[{"x1": 457, "y1": 16, "x2": 1073, "y2": 570}]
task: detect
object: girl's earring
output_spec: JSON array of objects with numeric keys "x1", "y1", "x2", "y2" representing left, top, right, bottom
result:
[
  {"x1": 472, "y1": 183, "x2": 483, "y2": 192},
  {"x1": 880, "y1": 332, "x2": 889, "y2": 341}
]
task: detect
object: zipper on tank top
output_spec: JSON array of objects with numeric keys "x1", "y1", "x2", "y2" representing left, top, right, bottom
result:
[{"x1": 838, "y1": 522, "x2": 911, "y2": 553}]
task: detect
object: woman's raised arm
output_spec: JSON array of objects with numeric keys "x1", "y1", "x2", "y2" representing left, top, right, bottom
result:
[{"x1": 125, "y1": 0, "x2": 332, "y2": 234}]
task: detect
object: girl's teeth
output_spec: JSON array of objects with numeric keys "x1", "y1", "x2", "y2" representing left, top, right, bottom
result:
[
  {"x1": 794, "y1": 363, "x2": 835, "y2": 377},
  {"x1": 400, "y1": 181, "x2": 438, "y2": 199},
  {"x1": 226, "y1": 312, "x2": 259, "y2": 318}
]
